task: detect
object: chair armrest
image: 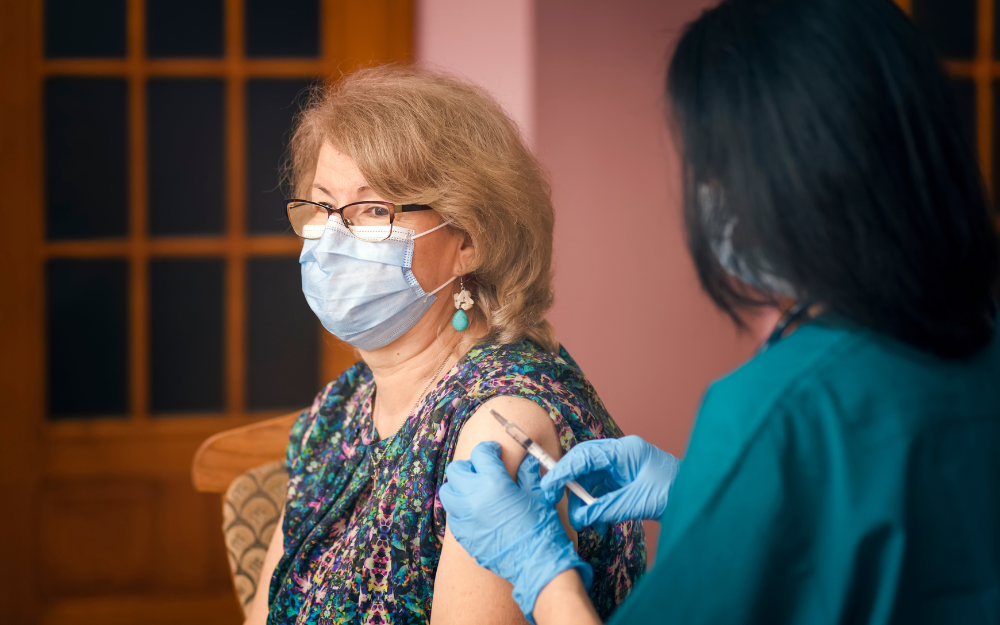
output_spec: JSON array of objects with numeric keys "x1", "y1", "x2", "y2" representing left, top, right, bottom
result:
[{"x1": 191, "y1": 411, "x2": 301, "y2": 493}]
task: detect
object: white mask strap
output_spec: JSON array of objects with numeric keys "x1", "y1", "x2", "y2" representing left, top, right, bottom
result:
[
  {"x1": 412, "y1": 221, "x2": 449, "y2": 239},
  {"x1": 425, "y1": 275, "x2": 457, "y2": 298}
]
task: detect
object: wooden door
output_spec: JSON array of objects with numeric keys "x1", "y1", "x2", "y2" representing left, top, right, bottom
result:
[{"x1": 0, "y1": 1, "x2": 411, "y2": 623}]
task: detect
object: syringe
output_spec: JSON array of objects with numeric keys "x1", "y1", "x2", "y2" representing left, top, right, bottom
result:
[
  {"x1": 487, "y1": 407, "x2": 597, "y2": 505},
  {"x1": 455, "y1": 379, "x2": 596, "y2": 505}
]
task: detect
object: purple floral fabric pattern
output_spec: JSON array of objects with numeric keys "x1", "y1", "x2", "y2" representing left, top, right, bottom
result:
[{"x1": 268, "y1": 341, "x2": 646, "y2": 624}]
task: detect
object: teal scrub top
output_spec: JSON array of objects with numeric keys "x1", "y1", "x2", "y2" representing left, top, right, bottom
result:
[{"x1": 610, "y1": 321, "x2": 1000, "y2": 624}]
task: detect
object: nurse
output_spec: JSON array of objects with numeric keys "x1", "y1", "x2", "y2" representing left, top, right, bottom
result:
[{"x1": 439, "y1": 0, "x2": 1000, "y2": 623}]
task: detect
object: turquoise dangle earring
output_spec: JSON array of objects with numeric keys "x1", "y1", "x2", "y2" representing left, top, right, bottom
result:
[{"x1": 452, "y1": 277, "x2": 474, "y2": 331}]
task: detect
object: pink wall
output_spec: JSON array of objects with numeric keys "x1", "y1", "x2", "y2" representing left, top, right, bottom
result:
[
  {"x1": 537, "y1": 0, "x2": 765, "y2": 458},
  {"x1": 415, "y1": 0, "x2": 536, "y2": 142}
]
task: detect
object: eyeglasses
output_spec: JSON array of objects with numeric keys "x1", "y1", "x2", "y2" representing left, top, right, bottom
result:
[{"x1": 286, "y1": 199, "x2": 434, "y2": 242}]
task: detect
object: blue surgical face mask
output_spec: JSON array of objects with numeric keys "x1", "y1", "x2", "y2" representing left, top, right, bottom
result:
[{"x1": 300, "y1": 217, "x2": 455, "y2": 351}]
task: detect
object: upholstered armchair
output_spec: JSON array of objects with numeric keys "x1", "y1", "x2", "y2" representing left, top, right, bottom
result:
[{"x1": 191, "y1": 412, "x2": 299, "y2": 616}]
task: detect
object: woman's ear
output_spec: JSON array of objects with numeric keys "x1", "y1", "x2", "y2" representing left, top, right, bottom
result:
[{"x1": 453, "y1": 232, "x2": 476, "y2": 275}]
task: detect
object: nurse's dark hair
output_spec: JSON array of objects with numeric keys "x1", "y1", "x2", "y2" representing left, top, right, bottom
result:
[{"x1": 668, "y1": 0, "x2": 999, "y2": 358}]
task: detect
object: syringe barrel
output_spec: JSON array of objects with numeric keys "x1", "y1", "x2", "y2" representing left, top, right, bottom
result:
[
  {"x1": 526, "y1": 442, "x2": 557, "y2": 471},
  {"x1": 566, "y1": 480, "x2": 597, "y2": 505},
  {"x1": 525, "y1": 443, "x2": 597, "y2": 505}
]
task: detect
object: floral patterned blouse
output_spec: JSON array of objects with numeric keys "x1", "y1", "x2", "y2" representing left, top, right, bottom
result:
[{"x1": 267, "y1": 341, "x2": 646, "y2": 625}]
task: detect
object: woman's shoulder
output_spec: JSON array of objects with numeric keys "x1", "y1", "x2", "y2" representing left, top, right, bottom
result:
[
  {"x1": 459, "y1": 340, "x2": 593, "y2": 401},
  {"x1": 462, "y1": 340, "x2": 583, "y2": 382},
  {"x1": 456, "y1": 340, "x2": 622, "y2": 441}
]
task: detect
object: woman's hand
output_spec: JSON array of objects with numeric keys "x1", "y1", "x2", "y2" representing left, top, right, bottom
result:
[
  {"x1": 541, "y1": 436, "x2": 681, "y2": 532},
  {"x1": 440, "y1": 441, "x2": 593, "y2": 624}
]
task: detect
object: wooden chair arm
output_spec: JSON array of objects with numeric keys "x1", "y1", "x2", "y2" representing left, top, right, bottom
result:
[{"x1": 191, "y1": 411, "x2": 301, "y2": 493}]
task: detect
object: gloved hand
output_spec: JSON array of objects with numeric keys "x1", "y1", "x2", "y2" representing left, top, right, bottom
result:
[
  {"x1": 541, "y1": 435, "x2": 681, "y2": 532},
  {"x1": 440, "y1": 441, "x2": 593, "y2": 623}
]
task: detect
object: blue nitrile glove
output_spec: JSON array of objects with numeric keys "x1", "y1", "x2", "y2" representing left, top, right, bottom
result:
[
  {"x1": 440, "y1": 441, "x2": 593, "y2": 623},
  {"x1": 540, "y1": 436, "x2": 681, "y2": 532}
]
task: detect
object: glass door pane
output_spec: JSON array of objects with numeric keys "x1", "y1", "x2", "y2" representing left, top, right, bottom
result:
[{"x1": 47, "y1": 260, "x2": 130, "y2": 419}]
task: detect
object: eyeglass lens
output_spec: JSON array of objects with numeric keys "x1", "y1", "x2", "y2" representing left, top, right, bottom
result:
[
  {"x1": 341, "y1": 202, "x2": 393, "y2": 242},
  {"x1": 287, "y1": 201, "x2": 329, "y2": 239},
  {"x1": 287, "y1": 201, "x2": 395, "y2": 242}
]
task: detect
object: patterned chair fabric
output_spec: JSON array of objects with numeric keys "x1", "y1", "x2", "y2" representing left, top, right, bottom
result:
[{"x1": 223, "y1": 459, "x2": 288, "y2": 616}]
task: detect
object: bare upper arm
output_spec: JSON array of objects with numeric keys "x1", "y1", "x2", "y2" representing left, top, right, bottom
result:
[{"x1": 431, "y1": 396, "x2": 576, "y2": 625}]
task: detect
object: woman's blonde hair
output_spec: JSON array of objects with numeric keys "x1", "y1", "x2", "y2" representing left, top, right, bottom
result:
[{"x1": 287, "y1": 65, "x2": 558, "y2": 351}]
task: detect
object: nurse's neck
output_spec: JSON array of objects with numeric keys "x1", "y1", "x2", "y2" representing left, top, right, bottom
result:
[
  {"x1": 770, "y1": 298, "x2": 825, "y2": 343},
  {"x1": 360, "y1": 300, "x2": 486, "y2": 440}
]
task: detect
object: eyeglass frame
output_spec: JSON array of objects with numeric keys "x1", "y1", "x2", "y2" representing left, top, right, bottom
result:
[{"x1": 285, "y1": 199, "x2": 434, "y2": 240}]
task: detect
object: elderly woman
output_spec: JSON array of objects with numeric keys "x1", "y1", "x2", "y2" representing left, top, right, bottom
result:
[{"x1": 244, "y1": 66, "x2": 645, "y2": 625}]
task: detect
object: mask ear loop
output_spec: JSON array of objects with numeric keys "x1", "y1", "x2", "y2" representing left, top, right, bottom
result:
[
  {"x1": 415, "y1": 220, "x2": 458, "y2": 300},
  {"x1": 412, "y1": 221, "x2": 449, "y2": 239},
  {"x1": 424, "y1": 275, "x2": 457, "y2": 300}
]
